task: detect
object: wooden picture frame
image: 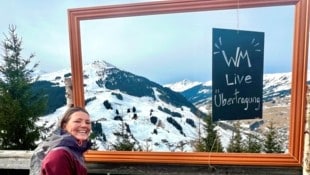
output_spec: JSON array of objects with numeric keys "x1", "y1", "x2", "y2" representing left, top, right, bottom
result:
[{"x1": 68, "y1": 0, "x2": 309, "y2": 166}]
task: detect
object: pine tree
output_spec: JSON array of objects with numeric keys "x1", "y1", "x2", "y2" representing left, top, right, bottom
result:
[
  {"x1": 193, "y1": 139, "x2": 206, "y2": 152},
  {"x1": 194, "y1": 116, "x2": 223, "y2": 152},
  {"x1": 244, "y1": 133, "x2": 262, "y2": 153},
  {"x1": 0, "y1": 25, "x2": 47, "y2": 150},
  {"x1": 112, "y1": 132, "x2": 136, "y2": 151},
  {"x1": 263, "y1": 122, "x2": 283, "y2": 153},
  {"x1": 227, "y1": 121, "x2": 245, "y2": 153},
  {"x1": 204, "y1": 116, "x2": 223, "y2": 152},
  {"x1": 112, "y1": 121, "x2": 139, "y2": 151}
]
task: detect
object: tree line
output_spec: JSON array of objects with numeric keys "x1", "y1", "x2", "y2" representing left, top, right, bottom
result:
[{"x1": 195, "y1": 116, "x2": 283, "y2": 153}]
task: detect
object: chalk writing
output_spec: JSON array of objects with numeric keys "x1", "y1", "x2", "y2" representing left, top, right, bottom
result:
[
  {"x1": 225, "y1": 73, "x2": 252, "y2": 86},
  {"x1": 221, "y1": 47, "x2": 252, "y2": 68},
  {"x1": 213, "y1": 89, "x2": 261, "y2": 111},
  {"x1": 212, "y1": 28, "x2": 264, "y2": 121}
]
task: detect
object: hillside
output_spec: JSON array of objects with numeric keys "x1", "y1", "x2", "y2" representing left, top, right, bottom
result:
[
  {"x1": 37, "y1": 60, "x2": 297, "y2": 152},
  {"x1": 165, "y1": 72, "x2": 295, "y2": 151},
  {"x1": 38, "y1": 60, "x2": 206, "y2": 152}
]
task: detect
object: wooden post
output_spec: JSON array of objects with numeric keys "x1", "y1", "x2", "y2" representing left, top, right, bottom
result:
[
  {"x1": 303, "y1": 85, "x2": 310, "y2": 175},
  {"x1": 64, "y1": 78, "x2": 73, "y2": 107}
]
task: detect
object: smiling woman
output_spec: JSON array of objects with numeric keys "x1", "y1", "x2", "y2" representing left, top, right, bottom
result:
[
  {"x1": 29, "y1": 107, "x2": 92, "y2": 175},
  {"x1": 68, "y1": 0, "x2": 309, "y2": 167}
]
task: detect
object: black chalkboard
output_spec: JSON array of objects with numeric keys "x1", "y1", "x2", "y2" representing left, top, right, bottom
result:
[{"x1": 212, "y1": 28, "x2": 264, "y2": 122}]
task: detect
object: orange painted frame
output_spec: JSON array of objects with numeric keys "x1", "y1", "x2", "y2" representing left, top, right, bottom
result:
[{"x1": 68, "y1": 0, "x2": 309, "y2": 166}]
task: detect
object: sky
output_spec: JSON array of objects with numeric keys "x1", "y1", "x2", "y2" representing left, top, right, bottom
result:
[{"x1": 0, "y1": 1, "x2": 296, "y2": 84}]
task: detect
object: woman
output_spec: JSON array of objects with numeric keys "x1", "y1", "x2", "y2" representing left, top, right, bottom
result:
[{"x1": 40, "y1": 107, "x2": 92, "y2": 175}]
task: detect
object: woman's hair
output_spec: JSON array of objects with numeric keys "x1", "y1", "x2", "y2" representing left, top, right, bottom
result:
[{"x1": 59, "y1": 106, "x2": 89, "y2": 129}]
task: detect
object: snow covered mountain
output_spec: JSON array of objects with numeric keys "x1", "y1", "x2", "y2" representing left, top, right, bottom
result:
[
  {"x1": 164, "y1": 80, "x2": 202, "y2": 92},
  {"x1": 167, "y1": 72, "x2": 294, "y2": 107},
  {"x1": 38, "y1": 60, "x2": 206, "y2": 152},
  {"x1": 37, "y1": 60, "x2": 300, "y2": 152}
]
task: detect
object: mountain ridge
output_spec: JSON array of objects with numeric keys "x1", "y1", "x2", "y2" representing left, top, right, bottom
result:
[
  {"x1": 37, "y1": 60, "x2": 297, "y2": 152},
  {"x1": 38, "y1": 60, "x2": 206, "y2": 151}
]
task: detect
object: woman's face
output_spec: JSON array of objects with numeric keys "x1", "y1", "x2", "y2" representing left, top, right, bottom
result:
[{"x1": 64, "y1": 111, "x2": 91, "y2": 141}]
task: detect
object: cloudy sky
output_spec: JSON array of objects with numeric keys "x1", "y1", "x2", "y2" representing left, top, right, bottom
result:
[{"x1": 0, "y1": 1, "x2": 295, "y2": 84}]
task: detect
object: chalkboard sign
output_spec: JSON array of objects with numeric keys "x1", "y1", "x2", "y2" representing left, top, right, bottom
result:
[{"x1": 212, "y1": 28, "x2": 264, "y2": 122}]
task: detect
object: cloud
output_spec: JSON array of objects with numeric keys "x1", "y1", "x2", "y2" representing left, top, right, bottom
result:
[{"x1": 0, "y1": 1, "x2": 295, "y2": 83}]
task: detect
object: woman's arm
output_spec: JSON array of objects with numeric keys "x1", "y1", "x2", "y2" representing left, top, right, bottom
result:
[{"x1": 41, "y1": 149, "x2": 75, "y2": 175}]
